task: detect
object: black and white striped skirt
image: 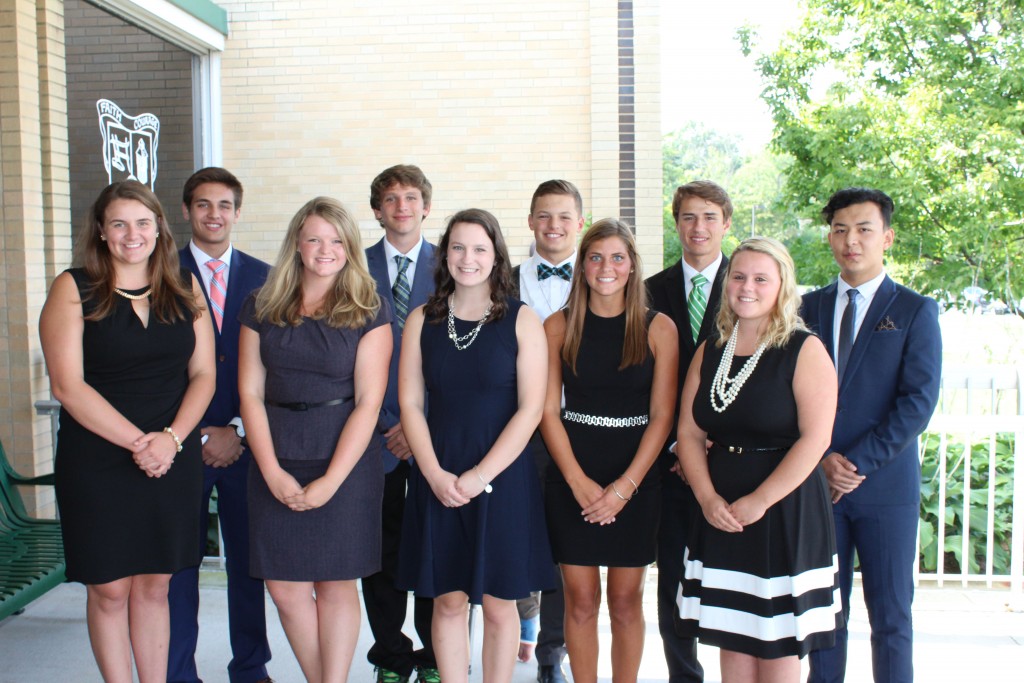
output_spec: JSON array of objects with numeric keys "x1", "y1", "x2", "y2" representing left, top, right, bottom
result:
[{"x1": 675, "y1": 447, "x2": 843, "y2": 659}]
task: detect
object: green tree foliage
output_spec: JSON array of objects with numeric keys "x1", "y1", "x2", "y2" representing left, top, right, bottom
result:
[{"x1": 742, "y1": 0, "x2": 1024, "y2": 306}]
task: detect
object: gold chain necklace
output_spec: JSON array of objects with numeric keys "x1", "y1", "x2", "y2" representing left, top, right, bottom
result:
[{"x1": 114, "y1": 287, "x2": 151, "y2": 301}]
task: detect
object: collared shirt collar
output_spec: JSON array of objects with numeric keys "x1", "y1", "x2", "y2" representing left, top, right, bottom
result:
[{"x1": 680, "y1": 252, "x2": 723, "y2": 297}]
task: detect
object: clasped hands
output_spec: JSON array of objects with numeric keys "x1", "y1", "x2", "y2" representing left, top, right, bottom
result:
[
  {"x1": 266, "y1": 469, "x2": 338, "y2": 512},
  {"x1": 571, "y1": 476, "x2": 627, "y2": 526},
  {"x1": 427, "y1": 468, "x2": 488, "y2": 508},
  {"x1": 699, "y1": 492, "x2": 769, "y2": 533},
  {"x1": 131, "y1": 431, "x2": 178, "y2": 478}
]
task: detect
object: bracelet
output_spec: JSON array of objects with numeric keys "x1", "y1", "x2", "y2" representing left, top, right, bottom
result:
[
  {"x1": 624, "y1": 475, "x2": 640, "y2": 496},
  {"x1": 163, "y1": 427, "x2": 183, "y2": 453},
  {"x1": 474, "y1": 466, "x2": 493, "y2": 493},
  {"x1": 611, "y1": 482, "x2": 630, "y2": 502}
]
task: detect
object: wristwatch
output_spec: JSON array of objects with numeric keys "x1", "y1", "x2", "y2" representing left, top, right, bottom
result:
[{"x1": 232, "y1": 423, "x2": 247, "y2": 448}]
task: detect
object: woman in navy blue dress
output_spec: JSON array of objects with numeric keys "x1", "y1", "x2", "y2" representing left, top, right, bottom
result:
[{"x1": 398, "y1": 209, "x2": 555, "y2": 683}]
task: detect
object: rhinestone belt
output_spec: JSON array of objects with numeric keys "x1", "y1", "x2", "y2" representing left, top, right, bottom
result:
[{"x1": 562, "y1": 410, "x2": 649, "y2": 428}]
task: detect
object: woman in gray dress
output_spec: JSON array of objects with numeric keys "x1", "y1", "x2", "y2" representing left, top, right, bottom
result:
[{"x1": 239, "y1": 197, "x2": 392, "y2": 682}]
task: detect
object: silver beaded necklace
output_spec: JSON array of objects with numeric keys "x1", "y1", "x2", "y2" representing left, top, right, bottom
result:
[
  {"x1": 710, "y1": 322, "x2": 768, "y2": 413},
  {"x1": 447, "y1": 296, "x2": 493, "y2": 351}
]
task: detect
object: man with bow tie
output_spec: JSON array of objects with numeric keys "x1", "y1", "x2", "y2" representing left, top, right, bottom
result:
[
  {"x1": 803, "y1": 188, "x2": 941, "y2": 683},
  {"x1": 511, "y1": 179, "x2": 584, "y2": 683}
]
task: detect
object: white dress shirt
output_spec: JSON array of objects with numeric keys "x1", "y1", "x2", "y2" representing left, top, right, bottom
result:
[
  {"x1": 383, "y1": 237, "x2": 426, "y2": 289},
  {"x1": 681, "y1": 252, "x2": 724, "y2": 303},
  {"x1": 519, "y1": 252, "x2": 576, "y2": 323},
  {"x1": 833, "y1": 270, "x2": 887, "y2": 361}
]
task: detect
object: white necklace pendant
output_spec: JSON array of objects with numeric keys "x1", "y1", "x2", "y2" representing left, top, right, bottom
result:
[{"x1": 710, "y1": 323, "x2": 768, "y2": 413}]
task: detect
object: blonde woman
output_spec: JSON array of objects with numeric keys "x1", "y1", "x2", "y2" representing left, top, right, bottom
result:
[
  {"x1": 675, "y1": 237, "x2": 841, "y2": 682},
  {"x1": 239, "y1": 197, "x2": 392, "y2": 682},
  {"x1": 540, "y1": 218, "x2": 679, "y2": 683},
  {"x1": 39, "y1": 181, "x2": 215, "y2": 683}
]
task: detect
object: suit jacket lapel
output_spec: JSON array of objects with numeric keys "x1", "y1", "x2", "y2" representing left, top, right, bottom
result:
[
  {"x1": 816, "y1": 281, "x2": 839, "y2": 360},
  {"x1": 367, "y1": 240, "x2": 392, "y2": 304},
  {"x1": 662, "y1": 263, "x2": 695, "y2": 355},
  {"x1": 699, "y1": 254, "x2": 728, "y2": 345},
  {"x1": 223, "y1": 250, "x2": 249, "y2": 333},
  {"x1": 410, "y1": 241, "x2": 435, "y2": 308},
  {"x1": 843, "y1": 276, "x2": 897, "y2": 386}
]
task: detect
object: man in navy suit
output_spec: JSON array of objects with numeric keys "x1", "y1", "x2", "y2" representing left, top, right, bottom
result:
[
  {"x1": 169, "y1": 168, "x2": 273, "y2": 683},
  {"x1": 646, "y1": 180, "x2": 734, "y2": 683},
  {"x1": 362, "y1": 165, "x2": 439, "y2": 683},
  {"x1": 803, "y1": 188, "x2": 941, "y2": 683}
]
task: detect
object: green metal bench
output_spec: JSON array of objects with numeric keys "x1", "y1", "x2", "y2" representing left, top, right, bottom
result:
[{"x1": 0, "y1": 441, "x2": 65, "y2": 621}]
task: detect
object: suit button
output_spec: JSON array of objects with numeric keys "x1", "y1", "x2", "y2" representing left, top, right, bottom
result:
[{"x1": 219, "y1": 354, "x2": 226, "y2": 362}]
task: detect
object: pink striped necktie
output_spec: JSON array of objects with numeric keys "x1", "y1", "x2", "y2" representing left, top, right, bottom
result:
[{"x1": 205, "y1": 259, "x2": 227, "y2": 332}]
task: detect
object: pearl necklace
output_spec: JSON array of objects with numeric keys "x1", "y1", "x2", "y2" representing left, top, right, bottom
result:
[
  {"x1": 447, "y1": 297, "x2": 493, "y2": 351},
  {"x1": 710, "y1": 324, "x2": 768, "y2": 413},
  {"x1": 114, "y1": 287, "x2": 151, "y2": 301}
]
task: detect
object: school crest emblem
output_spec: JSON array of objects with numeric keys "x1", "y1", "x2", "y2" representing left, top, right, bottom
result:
[{"x1": 96, "y1": 99, "x2": 160, "y2": 188}]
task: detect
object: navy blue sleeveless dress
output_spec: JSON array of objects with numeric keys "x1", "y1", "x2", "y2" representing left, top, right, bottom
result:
[{"x1": 398, "y1": 299, "x2": 556, "y2": 604}]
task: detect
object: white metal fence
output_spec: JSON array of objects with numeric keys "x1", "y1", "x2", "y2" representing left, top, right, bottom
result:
[{"x1": 918, "y1": 366, "x2": 1023, "y2": 609}]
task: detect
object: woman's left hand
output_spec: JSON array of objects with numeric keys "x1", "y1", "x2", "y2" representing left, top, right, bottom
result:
[
  {"x1": 454, "y1": 469, "x2": 488, "y2": 500},
  {"x1": 728, "y1": 494, "x2": 768, "y2": 527},
  {"x1": 581, "y1": 485, "x2": 627, "y2": 526},
  {"x1": 132, "y1": 431, "x2": 178, "y2": 477},
  {"x1": 285, "y1": 476, "x2": 339, "y2": 511}
]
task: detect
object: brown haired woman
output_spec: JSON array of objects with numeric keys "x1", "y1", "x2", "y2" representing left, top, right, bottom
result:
[
  {"x1": 397, "y1": 209, "x2": 555, "y2": 683},
  {"x1": 541, "y1": 218, "x2": 679, "y2": 683},
  {"x1": 39, "y1": 180, "x2": 216, "y2": 683}
]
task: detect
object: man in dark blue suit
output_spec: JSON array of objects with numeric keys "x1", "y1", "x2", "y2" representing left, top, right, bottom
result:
[
  {"x1": 646, "y1": 180, "x2": 734, "y2": 683},
  {"x1": 362, "y1": 165, "x2": 439, "y2": 683},
  {"x1": 803, "y1": 188, "x2": 941, "y2": 683},
  {"x1": 169, "y1": 168, "x2": 273, "y2": 683}
]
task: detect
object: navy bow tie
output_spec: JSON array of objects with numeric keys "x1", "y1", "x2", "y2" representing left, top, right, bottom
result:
[{"x1": 538, "y1": 263, "x2": 572, "y2": 282}]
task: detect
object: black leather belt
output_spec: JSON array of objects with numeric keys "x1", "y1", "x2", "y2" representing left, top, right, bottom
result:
[
  {"x1": 265, "y1": 397, "x2": 351, "y2": 411},
  {"x1": 712, "y1": 442, "x2": 789, "y2": 455}
]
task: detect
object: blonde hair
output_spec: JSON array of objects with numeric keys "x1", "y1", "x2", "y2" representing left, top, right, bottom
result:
[
  {"x1": 255, "y1": 197, "x2": 380, "y2": 328},
  {"x1": 76, "y1": 181, "x2": 200, "y2": 323},
  {"x1": 716, "y1": 236, "x2": 807, "y2": 349},
  {"x1": 562, "y1": 218, "x2": 649, "y2": 374}
]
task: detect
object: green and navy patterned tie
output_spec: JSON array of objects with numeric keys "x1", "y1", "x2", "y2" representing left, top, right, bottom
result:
[
  {"x1": 687, "y1": 273, "x2": 708, "y2": 343},
  {"x1": 393, "y1": 255, "x2": 412, "y2": 329}
]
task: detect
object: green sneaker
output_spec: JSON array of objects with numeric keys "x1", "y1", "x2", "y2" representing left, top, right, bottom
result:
[
  {"x1": 415, "y1": 666, "x2": 441, "y2": 683},
  {"x1": 375, "y1": 667, "x2": 409, "y2": 683}
]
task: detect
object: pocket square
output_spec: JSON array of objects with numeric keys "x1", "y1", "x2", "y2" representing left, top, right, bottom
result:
[{"x1": 875, "y1": 316, "x2": 898, "y2": 332}]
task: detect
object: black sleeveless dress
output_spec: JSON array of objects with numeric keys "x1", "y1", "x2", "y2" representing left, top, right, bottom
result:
[
  {"x1": 544, "y1": 308, "x2": 660, "y2": 567},
  {"x1": 676, "y1": 330, "x2": 842, "y2": 658},
  {"x1": 397, "y1": 299, "x2": 556, "y2": 604},
  {"x1": 55, "y1": 268, "x2": 203, "y2": 584}
]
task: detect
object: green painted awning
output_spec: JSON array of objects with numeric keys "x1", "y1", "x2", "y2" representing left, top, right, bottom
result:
[{"x1": 166, "y1": 0, "x2": 227, "y2": 35}]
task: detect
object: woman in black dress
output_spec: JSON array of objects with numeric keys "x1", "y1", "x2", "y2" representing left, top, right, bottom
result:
[
  {"x1": 39, "y1": 181, "x2": 215, "y2": 683},
  {"x1": 676, "y1": 237, "x2": 840, "y2": 682},
  {"x1": 541, "y1": 219, "x2": 678, "y2": 683},
  {"x1": 397, "y1": 209, "x2": 554, "y2": 683},
  {"x1": 238, "y1": 197, "x2": 391, "y2": 682}
]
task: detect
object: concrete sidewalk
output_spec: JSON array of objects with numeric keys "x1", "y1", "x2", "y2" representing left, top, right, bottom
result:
[{"x1": 1, "y1": 571, "x2": 1022, "y2": 682}]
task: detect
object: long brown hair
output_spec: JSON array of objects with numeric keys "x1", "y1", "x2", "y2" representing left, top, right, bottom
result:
[
  {"x1": 423, "y1": 209, "x2": 514, "y2": 323},
  {"x1": 254, "y1": 197, "x2": 380, "y2": 328},
  {"x1": 74, "y1": 181, "x2": 200, "y2": 323},
  {"x1": 561, "y1": 218, "x2": 649, "y2": 374}
]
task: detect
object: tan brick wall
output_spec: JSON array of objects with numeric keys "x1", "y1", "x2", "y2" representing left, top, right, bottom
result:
[
  {"x1": 0, "y1": 0, "x2": 70, "y2": 516},
  {"x1": 217, "y1": 0, "x2": 661, "y2": 272}
]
